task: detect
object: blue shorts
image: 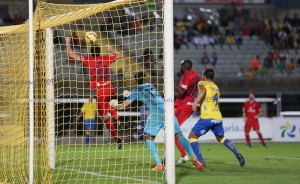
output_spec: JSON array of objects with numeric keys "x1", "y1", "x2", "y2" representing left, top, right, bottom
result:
[
  {"x1": 192, "y1": 118, "x2": 224, "y2": 137},
  {"x1": 84, "y1": 119, "x2": 96, "y2": 130},
  {"x1": 144, "y1": 112, "x2": 181, "y2": 136}
]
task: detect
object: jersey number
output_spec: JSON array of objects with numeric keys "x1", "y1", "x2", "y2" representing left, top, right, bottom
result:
[{"x1": 213, "y1": 93, "x2": 219, "y2": 106}]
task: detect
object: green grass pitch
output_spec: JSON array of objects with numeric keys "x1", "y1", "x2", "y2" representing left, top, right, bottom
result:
[{"x1": 52, "y1": 142, "x2": 300, "y2": 184}]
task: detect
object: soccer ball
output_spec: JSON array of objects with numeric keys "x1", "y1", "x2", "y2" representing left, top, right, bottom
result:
[{"x1": 86, "y1": 31, "x2": 98, "y2": 43}]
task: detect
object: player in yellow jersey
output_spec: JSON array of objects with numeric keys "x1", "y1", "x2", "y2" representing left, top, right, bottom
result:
[
  {"x1": 188, "y1": 69, "x2": 245, "y2": 168},
  {"x1": 76, "y1": 97, "x2": 98, "y2": 145}
]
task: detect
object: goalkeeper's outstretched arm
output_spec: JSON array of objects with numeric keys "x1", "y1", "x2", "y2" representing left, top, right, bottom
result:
[{"x1": 109, "y1": 99, "x2": 131, "y2": 110}]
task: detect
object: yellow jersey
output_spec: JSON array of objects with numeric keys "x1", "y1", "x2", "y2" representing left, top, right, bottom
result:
[
  {"x1": 82, "y1": 102, "x2": 98, "y2": 120},
  {"x1": 198, "y1": 81, "x2": 222, "y2": 121}
]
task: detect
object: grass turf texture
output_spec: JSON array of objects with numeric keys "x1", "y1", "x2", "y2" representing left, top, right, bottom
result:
[{"x1": 51, "y1": 142, "x2": 300, "y2": 184}]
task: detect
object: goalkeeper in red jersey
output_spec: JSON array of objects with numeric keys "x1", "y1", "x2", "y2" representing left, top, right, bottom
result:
[
  {"x1": 174, "y1": 60, "x2": 200, "y2": 163},
  {"x1": 66, "y1": 37, "x2": 123, "y2": 149},
  {"x1": 243, "y1": 90, "x2": 267, "y2": 148}
]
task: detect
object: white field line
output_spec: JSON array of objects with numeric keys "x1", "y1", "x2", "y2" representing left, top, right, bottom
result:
[
  {"x1": 0, "y1": 161, "x2": 162, "y2": 183},
  {"x1": 55, "y1": 167, "x2": 162, "y2": 184},
  {"x1": 264, "y1": 156, "x2": 300, "y2": 160},
  {"x1": 193, "y1": 155, "x2": 300, "y2": 161}
]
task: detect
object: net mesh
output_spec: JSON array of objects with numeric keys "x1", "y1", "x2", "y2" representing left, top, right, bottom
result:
[
  {"x1": 0, "y1": 0, "x2": 165, "y2": 183},
  {"x1": 0, "y1": 25, "x2": 30, "y2": 183}
]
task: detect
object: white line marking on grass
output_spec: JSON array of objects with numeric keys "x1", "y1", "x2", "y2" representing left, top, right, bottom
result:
[
  {"x1": 265, "y1": 156, "x2": 300, "y2": 160},
  {"x1": 55, "y1": 167, "x2": 162, "y2": 184}
]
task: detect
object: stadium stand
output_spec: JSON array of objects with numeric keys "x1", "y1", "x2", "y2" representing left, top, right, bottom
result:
[
  {"x1": 172, "y1": 2, "x2": 300, "y2": 93},
  {"x1": 174, "y1": 36, "x2": 300, "y2": 78}
]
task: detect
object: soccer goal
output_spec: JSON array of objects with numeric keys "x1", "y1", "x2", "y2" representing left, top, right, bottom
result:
[{"x1": 0, "y1": 0, "x2": 175, "y2": 183}]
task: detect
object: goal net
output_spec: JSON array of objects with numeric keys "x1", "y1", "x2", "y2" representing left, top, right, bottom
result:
[{"x1": 0, "y1": 0, "x2": 166, "y2": 183}]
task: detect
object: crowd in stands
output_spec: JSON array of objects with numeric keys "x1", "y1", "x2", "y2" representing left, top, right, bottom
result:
[
  {"x1": 173, "y1": 2, "x2": 245, "y2": 50},
  {"x1": 261, "y1": 13, "x2": 300, "y2": 52},
  {"x1": 200, "y1": 51, "x2": 218, "y2": 69},
  {"x1": 97, "y1": 4, "x2": 162, "y2": 36},
  {"x1": 173, "y1": 2, "x2": 300, "y2": 78},
  {"x1": 3, "y1": 1, "x2": 299, "y2": 80},
  {"x1": 173, "y1": 2, "x2": 300, "y2": 54},
  {"x1": 241, "y1": 49, "x2": 298, "y2": 78}
]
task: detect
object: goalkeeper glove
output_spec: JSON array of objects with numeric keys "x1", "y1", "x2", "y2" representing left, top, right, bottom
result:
[
  {"x1": 122, "y1": 90, "x2": 131, "y2": 98},
  {"x1": 109, "y1": 99, "x2": 118, "y2": 108}
]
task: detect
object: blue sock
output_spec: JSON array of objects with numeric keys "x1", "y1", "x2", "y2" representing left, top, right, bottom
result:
[
  {"x1": 178, "y1": 136, "x2": 195, "y2": 158},
  {"x1": 85, "y1": 136, "x2": 90, "y2": 145},
  {"x1": 189, "y1": 139, "x2": 204, "y2": 163},
  {"x1": 146, "y1": 140, "x2": 161, "y2": 166},
  {"x1": 222, "y1": 139, "x2": 239, "y2": 156}
]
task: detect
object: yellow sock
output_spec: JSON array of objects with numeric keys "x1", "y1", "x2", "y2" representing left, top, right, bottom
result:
[
  {"x1": 220, "y1": 137, "x2": 226, "y2": 144},
  {"x1": 189, "y1": 138, "x2": 198, "y2": 143}
]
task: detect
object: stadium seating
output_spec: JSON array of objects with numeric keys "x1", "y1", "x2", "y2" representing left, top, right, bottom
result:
[{"x1": 174, "y1": 36, "x2": 300, "y2": 79}]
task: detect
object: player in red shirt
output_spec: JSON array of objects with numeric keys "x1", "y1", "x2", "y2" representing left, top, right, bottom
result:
[
  {"x1": 66, "y1": 37, "x2": 123, "y2": 148},
  {"x1": 174, "y1": 60, "x2": 200, "y2": 163},
  {"x1": 243, "y1": 90, "x2": 267, "y2": 148}
]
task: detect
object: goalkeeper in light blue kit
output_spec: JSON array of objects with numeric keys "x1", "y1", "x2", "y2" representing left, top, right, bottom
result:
[{"x1": 110, "y1": 71, "x2": 203, "y2": 171}]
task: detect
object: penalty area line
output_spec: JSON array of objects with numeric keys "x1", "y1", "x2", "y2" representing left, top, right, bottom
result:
[
  {"x1": 55, "y1": 167, "x2": 162, "y2": 184},
  {"x1": 264, "y1": 156, "x2": 300, "y2": 160}
]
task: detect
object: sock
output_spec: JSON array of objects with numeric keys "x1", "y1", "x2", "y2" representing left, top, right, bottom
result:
[
  {"x1": 104, "y1": 119, "x2": 118, "y2": 140},
  {"x1": 175, "y1": 138, "x2": 186, "y2": 158},
  {"x1": 245, "y1": 134, "x2": 251, "y2": 145},
  {"x1": 257, "y1": 132, "x2": 265, "y2": 144},
  {"x1": 221, "y1": 138, "x2": 239, "y2": 157},
  {"x1": 189, "y1": 138, "x2": 204, "y2": 163},
  {"x1": 85, "y1": 135, "x2": 90, "y2": 145},
  {"x1": 146, "y1": 140, "x2": 161, "y2": 166},
  {"x1": 109, "y1": 107, "x2": 119, "y2": 121},
  {"x1": 178, "y1": 136, "x2": 194, "y2": 158},
  {"x1": 90, "y1": 121, "x2": 96, "y2": 131}
]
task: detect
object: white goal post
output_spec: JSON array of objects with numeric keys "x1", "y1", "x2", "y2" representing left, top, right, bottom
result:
[
  {"x1": 164, "y1": 0, "x2": 176, "y2": 183},
  {"x1": 29, "y1": 0, "x2": 34, "y2": 183},
  {"x1": 46, "y1": 28, "x2": 55, "y2": 169}
]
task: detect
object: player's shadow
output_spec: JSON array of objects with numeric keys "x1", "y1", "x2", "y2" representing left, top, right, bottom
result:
[
  {"x1": 175, "y1": 164, "x2": 205, "y2": 183},
  {"x1": 203, "y1": 160, "x2": 249, "y2": 173}
]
